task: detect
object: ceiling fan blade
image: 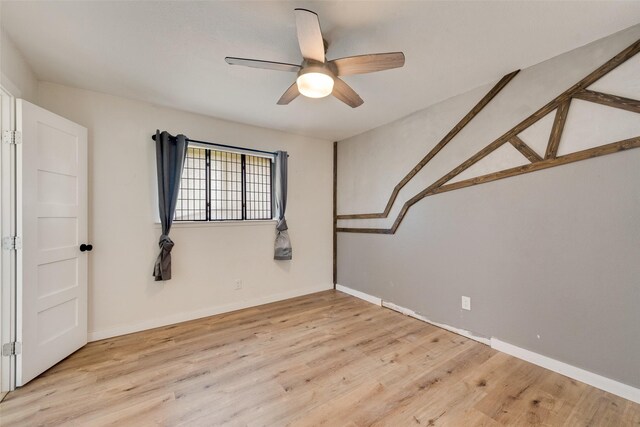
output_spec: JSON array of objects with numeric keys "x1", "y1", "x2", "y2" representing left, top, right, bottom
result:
[
  {"x1": 332, "y1": 77, "x2": 364, "y2": 108},
  {"x1": 294, "y1": 8, "x2": 325, "y2": 63},
  {"x1": 329, "y1": 52, "x2": 405, "y2": 76},
  {"x1": 277, "y1": 82, "x2": 300, "y2": 105},
  {"x1": 225, "y1": 57, "x2": 301, "y2": 72}
]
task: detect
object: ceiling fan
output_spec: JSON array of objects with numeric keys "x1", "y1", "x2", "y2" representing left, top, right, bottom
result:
[{"x1": 225, "y1": 8, "x2": 405, "y2": 108}]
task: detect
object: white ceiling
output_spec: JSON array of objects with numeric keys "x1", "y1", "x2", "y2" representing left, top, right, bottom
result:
[{"x1": 2, "y1": 1, "x2": 640, "y2": 141}]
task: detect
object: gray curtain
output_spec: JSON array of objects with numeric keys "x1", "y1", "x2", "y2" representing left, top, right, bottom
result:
[
  {"x1": 153, "y1": 130, "x2": 188, "y2": 281},
  {"x1": 274, "y1": 151, "x2": 292, "y2": 260}
]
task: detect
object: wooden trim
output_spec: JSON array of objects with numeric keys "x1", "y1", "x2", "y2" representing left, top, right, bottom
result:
[
  {"x1": 337, "y1": 38, "x2": 640, "y2": 234},
  {"x1": 336, "y1": 70, "x2": 520, "y2": 220},
  {"x1": 434, "y1": 136, "x2": 640, "y2": 194},
  {"x1": 545, "y1": 100, "x2": 571, "y2": 159},
  {"x1": 336, "y1": 226, "x2": 393, "y2": 234},
  {"x1": 337, "y1": 137, "x2": 640, "y2": 234},
  {"x1": 333, "y1": 141, "x2": 337, "y2": 287},
  {"x1": 509, "y1": 135, "x2": 543, "y2": 162},
  {"x1": 569, "y1": 38, "x2": 640, "y2": 90},
  {"x1": 573, "y1": 90, "x2": 640, "y2": 114}
]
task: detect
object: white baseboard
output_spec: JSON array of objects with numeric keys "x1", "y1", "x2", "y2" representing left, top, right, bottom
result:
[
  {"x1": 491, "y1": 338, "x2": 640, "y2": 404},
  {"x1": 335, "y1": 284, "x2": 382, "y2": 306},
  {"x1": 381, "y1": 301, "x2": 491, "y2": 346},
  {"x1": 335, "y1": 284, "x2": 488, "y2": 345},
  {"x1": 88, "y1": 284, "x2": 331, "y2": 342},
  {"x1": 335, "y1": 284, "x2": 640, "y2": 404}
]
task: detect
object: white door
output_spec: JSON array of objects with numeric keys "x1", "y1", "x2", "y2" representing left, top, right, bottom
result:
[{"x1": 16, "y1": 100, "x2": 88, "y2": 386}]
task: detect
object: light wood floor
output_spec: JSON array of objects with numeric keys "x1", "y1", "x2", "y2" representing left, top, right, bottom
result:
[{"x1": 1, "y1": 290, "x2": 638, "y2": 426}]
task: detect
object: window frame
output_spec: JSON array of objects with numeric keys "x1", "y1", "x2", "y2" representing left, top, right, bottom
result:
[{"x1": 174, "y1": 146, "x2": 274, "y2": 222}]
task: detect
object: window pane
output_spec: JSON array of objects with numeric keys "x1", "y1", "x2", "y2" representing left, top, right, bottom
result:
[
  {"x1": 210, "y1": 150, "x2": 243, "y2": 220},
  {"x1": 245, "y1": 155, "x2": 272, "y2": 220},
  {"x1": 174, "y1": 147, "x2": 273, "y2": 222},
  {"x1": 175, "y1": 147, "x2": 207, "y2": 221}
]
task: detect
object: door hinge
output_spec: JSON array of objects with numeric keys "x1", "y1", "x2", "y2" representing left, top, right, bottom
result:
[
  {"x1": 2, "y1": 236, "x2": 22, "y2": 250},
  {"x1": 2, "y1": 130, "x2": 22, "y2": 145},
  {"x1": 2, "y1": 342, "x2": 21, "y2": 356}
]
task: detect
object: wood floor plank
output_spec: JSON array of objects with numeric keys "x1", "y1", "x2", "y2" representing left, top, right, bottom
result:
[{"x1": 1, "y1": 290, "x2": 638, "y2": 426}]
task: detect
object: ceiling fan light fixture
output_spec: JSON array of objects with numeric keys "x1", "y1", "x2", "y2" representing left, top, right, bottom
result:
[
  {"x1": 225, "y1": 8, "x2": 405, "y2": 107},
  {"x1": 296, "y1": 69, "x2": 334, "y2": 98}
]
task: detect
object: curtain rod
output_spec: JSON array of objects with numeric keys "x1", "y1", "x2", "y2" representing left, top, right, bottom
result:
[{"x1": 151, "y1": 133, "x2": 280, "y2": 157}]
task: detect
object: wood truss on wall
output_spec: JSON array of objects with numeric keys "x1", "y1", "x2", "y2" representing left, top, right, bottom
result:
[
  {"x1": 337, "y1": 38, "x2": 640, "y2": 234},
  {"x1": 337, "y1": 70, "x2": 520, "y2": 221}
]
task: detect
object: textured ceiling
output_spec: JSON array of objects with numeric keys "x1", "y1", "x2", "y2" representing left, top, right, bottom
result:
[{"x1": 2, "y1": 1, "x2": 640, "y2": 141}]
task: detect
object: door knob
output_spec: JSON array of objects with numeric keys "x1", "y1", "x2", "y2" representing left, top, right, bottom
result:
[{"x1": 80, "y1": 244, "x2": 93, "y2": 252}]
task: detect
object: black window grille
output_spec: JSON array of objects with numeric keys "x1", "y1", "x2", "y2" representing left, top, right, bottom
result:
[
  {"x1": 175, "y1": 147, "x2": 273, "y2": 221},
  {"x1": 245, "y1": 156, "x2": 273, "y2": 220},
  {"x1": 175, "y1": 147, "x2": 207, "y2": 221}
]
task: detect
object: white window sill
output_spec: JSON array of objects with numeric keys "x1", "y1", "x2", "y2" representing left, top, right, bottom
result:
[{"x1": 154, "y1": 220, "x2": 277, "y2": 229}]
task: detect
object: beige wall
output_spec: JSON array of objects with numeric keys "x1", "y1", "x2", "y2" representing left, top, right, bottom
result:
[
  {"x1": 0, "y1": 29, "x2": 37, "y2": 101},
  {"x1": 37, "y1": 82, "x2": 333, "y2": 340},
  {"x1": 337, "y1": 24, "x2": 640, "y2": 388}
]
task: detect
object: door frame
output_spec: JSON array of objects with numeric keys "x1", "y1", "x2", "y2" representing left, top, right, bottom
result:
[{"x1": 0, "y1": 85, "x2": 17, "y2": 393}]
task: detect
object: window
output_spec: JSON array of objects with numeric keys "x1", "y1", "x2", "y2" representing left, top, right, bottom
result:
[{"x1": 175, "y1": 147, "x2": 273, "y2": 221}]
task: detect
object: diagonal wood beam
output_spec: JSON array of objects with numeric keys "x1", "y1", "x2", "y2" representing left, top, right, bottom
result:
[
  {"x1": 336, "y1": 69, "x2": 520, "y2": 220},
  {"x1": 573, "y1": 90, "x2": 640, "y2": 114},
  {"x1": 545, "y1": 100, "x2": 571, "y2": 159},
  {"x1": 434, "y1": 136, "x2": 640, "y2": 196},
  {"x1": 509, "y1": 136, "x2": 543, "y2": 163},
  {"x1": 337, "y1": 38, "x2": 640, "y2": 234},
  {"x1": 562, "y1": 39, "x2": 640, "y2": 93},
  {"x1": 336, "y1": 136, "x2": 640, "y2": 234}
]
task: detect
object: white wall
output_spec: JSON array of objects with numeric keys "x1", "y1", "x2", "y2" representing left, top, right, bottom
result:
[
  {"x1": 337, "y1": 24, "x2": 640, "y2": 388},
  {"x1": 0, "y1": 29, "x2": 37, "y2": 101},
  {"x1": 37, "y1": 82, "x2": 333, "y2": 340}
]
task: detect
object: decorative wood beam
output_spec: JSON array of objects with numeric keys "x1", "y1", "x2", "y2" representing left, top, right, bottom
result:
[
  {"x1": 545, "y1": 100, "x2": 571, "y2": 159},
  {"x1": 509, "y1": 136, "x2": 543, "y2": 163},
  {"x1": 573, "y1": 90, "x2": 640, "y2": 114},
  {"x1": 336, "y1": 69, "x2": 520, "y2": 220},
  {"x1": 434, "y1": 136, "x2": 640, "y2": 195},
  {"x1": 568, "y1": 39, "x2": 640, "y2": 91},
  {"x1": 335, "y1": 227, "x2": 394, "y2": 234},
  {"x1": 337, "y1": 38, "x2": 640, "y2": 234},
  {"x1": 336, "y1": 136, "x2": 640, "y2": 234},
  {"x1": 333, "y1": 141, "x2": 338, "y2": 286}
]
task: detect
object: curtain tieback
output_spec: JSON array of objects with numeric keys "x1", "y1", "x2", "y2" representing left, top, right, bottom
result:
[
  {"x1": 276, "y1": 219, "x2": 288, "y2": 231},
  {"x1": 158, "y1": 234, "x2": 174, "y2": 251}
]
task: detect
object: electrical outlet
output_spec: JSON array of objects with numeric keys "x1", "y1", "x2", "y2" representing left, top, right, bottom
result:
[
  {"x1": 234, "y1": 280, "x2": 242, "y2": 290},
  {"x1": 461, "y1": 296, "x2": 471, "y2": 311}
]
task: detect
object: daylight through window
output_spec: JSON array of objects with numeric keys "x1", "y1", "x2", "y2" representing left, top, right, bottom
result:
[{"x1": 175, "y1": 147, "x2": 273, "y2": 221}]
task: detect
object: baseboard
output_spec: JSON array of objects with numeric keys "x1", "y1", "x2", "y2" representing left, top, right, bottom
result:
[
  {"x1": 335, "y1": 284, "x2": 489, "y2": 345},
  {"x1": 335, "y1": 284, "x2": 640, "y2": 404},
  {"x1": 491, "y1": 338, "x2": 640, "y2": 404},
  {"x1": 88, "y1": 284, "x2": 331, "y2": 342},
  {"x1": 381, "y1": 301, "x2": 491, "y2": 346},
  {"x1": 335, "y1": 284, "x2": 382, "y2": 306}
]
